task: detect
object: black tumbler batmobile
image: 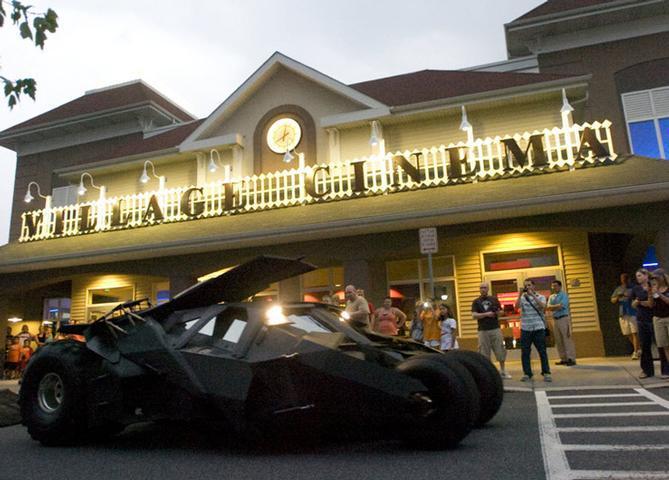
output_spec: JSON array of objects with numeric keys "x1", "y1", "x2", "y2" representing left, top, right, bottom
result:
[{"x1": 19, "y1": 256, "x2": 503, "y2": 448}]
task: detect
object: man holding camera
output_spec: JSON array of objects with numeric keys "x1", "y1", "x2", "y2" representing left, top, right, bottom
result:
[{"x1": 516, "y1": 279, "x2": 552, "y2": 382}]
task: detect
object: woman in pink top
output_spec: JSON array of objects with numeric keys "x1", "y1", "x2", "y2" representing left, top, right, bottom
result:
[{"x1": 373, "y1": 297, "x2": 407, "y2": 336}]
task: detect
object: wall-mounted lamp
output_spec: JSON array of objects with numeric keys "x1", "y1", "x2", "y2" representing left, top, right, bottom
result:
[
  {"x1": 208, "y1": 149, "x2": 222, "y2": 173},
  {"x1": 283, "y1": 149, "x2": 295, "y2": 163},
  {"x1": 139, "y1": 160, "x2": 166, "y2": 190},
  {"x1": 24, "y1": 181, "x2": 47, "y2": 203},
  {"x1": 8, "y1": 317, "x2": 22, "y2": 323},
  {"x1": 369, "y1": 121, "x2": 381, "y2": 147},
  {"x1": 561, "y1": 88, "x2": 574, "y2": 116},
  {"x1": 460, "y1": 105, "x2": 474, "y2": 144},
  {"x1": 78, "y1": 172, "x2": 103, "y2": 196}
]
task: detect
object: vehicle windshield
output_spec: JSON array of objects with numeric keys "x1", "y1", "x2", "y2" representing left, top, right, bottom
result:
[{"x1": 284, "y1": 314, "x2": 332, "y2": 334}]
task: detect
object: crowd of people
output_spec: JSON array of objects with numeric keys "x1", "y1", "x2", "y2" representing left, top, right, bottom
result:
[
  {"x1": 612, "y1": 268, "x2": 669, "y2": 379},
  {"x1": 3, "y1": 324, "x2": 55, "y2": 379},
  {"x1": 4, "y1": 270, "x2": 669, "y2": 382}
]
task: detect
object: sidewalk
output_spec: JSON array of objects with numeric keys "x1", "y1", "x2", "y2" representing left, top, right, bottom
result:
[
  {"x1": 3, "y1": 356, "x2": 668, "y2": 395},
  {"x1": 502, "y1": 355, "x2": 669, "y2": 391}
]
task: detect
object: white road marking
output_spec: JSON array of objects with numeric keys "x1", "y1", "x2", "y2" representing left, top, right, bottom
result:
[
  {"x1": 535, "y1": 390, "x2": 571, "y2": 480},
  {"x1": 536, "y1": 387, "x2": 669, "y2": 480},
  {"x1": 553, "y1": 411, "x2": 669, "y2": 418},
  {"x1": 550, "y1": 401, "x2": 653, "y2": 408},
  {"x1": 562, "y1": 444, "x2": 669, "y2": 451},
  {"x1": 635, "y1": 387, "x2": 669, "y2": 409},
  {"x1": 547, "y1": 393, "x2": 642, "y2": 399},
  {"x1": 557, "y1": 426, "x2": 669, "y2": 432},
  {"x1": 569, "y1": 471, "x2": 669, "y2": 479}
]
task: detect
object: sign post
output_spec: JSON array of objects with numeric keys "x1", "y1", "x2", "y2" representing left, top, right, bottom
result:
[{"x1": 419, "y1": 228, "x2": 438, "y2": 300}]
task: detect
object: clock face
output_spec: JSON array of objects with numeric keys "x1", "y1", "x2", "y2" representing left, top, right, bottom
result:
[{"x1": 266, "y1": 118, "x2": 302, "y2": 154}]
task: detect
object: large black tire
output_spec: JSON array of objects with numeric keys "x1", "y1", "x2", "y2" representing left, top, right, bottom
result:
[
  {"x1": 445, "y1": 350, "x2": 504, "y2": 426},
  {"x1": 19, "y1": 340, "x2": 119, "y2": 445},
  {"x1": 396, "y1": 355, "x2": 472, "y2": 449},
  {"x1": 425, "y1": 354, "x2": 481, "y2": 428}
]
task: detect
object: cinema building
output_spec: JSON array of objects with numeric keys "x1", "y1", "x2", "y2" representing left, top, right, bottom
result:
[{"x1": 0, "y1": 0, "x2": 668, "y2": 357}]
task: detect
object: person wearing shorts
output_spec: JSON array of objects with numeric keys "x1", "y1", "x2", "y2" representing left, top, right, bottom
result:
[
  {"x1": 611, "y1": 273, "x2": 640, "y2": 359},
  {"x1": 472, "y1": 282, "x2": 511, "y2": 379}
]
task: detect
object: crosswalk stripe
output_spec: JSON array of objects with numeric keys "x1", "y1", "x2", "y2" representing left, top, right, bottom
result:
[
  {"x1": 561, "y1": 444, "x2": 669, "y2": 451},
  {"x1": 557, "y1": 426, "x2": 669, "y2": 432},
  {"x1": 547, "y1": 393, "x2": 642, "y2": 399},
  {"x1": 538, "y1": 387, "x2": 669, "y2": 479},
  {"x1": 635, "y1": 388, "x2": 669, "y2": 409},
  {"x1": 568, "y1": 470, "x2": 669, "y2": 479},
  {"x1": 553, "y1": 411, "x2": 669, "y2": 418},
  {"x1": 550, "y1": 401, "x2": 653, "y2": 408}
]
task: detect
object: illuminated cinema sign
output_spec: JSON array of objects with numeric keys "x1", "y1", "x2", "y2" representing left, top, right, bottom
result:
[{"x1": 20, "y1": 120, "x2": 617, "y2": 242}]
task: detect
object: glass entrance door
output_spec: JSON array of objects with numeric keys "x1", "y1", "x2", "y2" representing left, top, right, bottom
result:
[{"x1": 484, "y1": 269, "x2": 563, "y2": 348}]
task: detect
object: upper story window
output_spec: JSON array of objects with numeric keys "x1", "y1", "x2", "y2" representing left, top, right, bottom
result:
[{"x1": 622, "y1": 87, "x2": 669, "y2": 159}]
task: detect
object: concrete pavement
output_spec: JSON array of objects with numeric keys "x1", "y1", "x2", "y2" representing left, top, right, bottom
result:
[{"x1": 500, "y1": 354, "x2": 669, "y2": 391}]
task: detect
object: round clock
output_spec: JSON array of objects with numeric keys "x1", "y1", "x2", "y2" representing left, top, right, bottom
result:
[{"x1": 266, "y1": 117, "x2": 302, "y2": 154}]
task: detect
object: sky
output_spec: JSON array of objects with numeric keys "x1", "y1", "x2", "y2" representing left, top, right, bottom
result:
[{"x1": 0, "y1": 0, "x2": 543, "y2": 245}]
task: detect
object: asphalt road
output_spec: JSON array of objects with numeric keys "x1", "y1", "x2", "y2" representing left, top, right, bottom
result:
[
  {"x1": 0, "y1": 392, "x2": 544, "y2": 480},
  {"x1": 5, "y1": 388, "x2": 668, "y2": 480}
]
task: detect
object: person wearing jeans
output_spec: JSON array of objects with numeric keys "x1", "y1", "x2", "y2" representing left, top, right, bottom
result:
[{"x1": 516, "y1": 279, "x2": 552, "y2": 382}]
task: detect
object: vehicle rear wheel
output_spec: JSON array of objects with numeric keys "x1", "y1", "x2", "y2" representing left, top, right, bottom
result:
[
  {"x1": 396, "y1": 355, "x2": 472, "y2": 449},
  {"x1": 425, "y1": 354, "x2": 481, "y2": 428},
  {"x1": 19, "y1": 341, "x2": 113, "y2": 445},
  {"x1": 445, "y1": 350, "x2": 504, "y2": 426}
]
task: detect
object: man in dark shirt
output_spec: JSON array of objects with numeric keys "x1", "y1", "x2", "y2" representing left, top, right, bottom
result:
[
  {"x1": 631, "y1": 269, "x2": 668, "y2": 378},
  {"x1": 472, "y1": 282, "x2": 511, "y2": 379}
]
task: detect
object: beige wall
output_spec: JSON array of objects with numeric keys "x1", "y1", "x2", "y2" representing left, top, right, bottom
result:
[
  {"x1": 451, "y1": 230, "x2": 600, "y2": 343},
  {"x1": 207, "y1": 66, "x2": 367, "y2": 173},
  {"x1": 70, "y1": 273, "x2": 166, "y2": 323},
  {"x1": 76, "y1": 157, "x2": 198, "y2": 203}
]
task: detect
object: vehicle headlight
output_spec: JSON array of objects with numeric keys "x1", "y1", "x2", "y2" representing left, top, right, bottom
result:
[{"x1": 266, "y1": 305, "x2": 289, "y2": 325}]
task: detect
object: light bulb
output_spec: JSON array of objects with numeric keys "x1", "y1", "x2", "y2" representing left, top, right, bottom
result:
[
  {"x1": 208, "y1": 158, "x2": 218, "y2": 173},
  {"x1": 283, "y1": 150, "x2": 294, "y2": 163},
  {"x1": 78, "y1": 183, "x2": 87, "y2": 196},
  {"x1": 24, "y1": 191, "x2": 34, "y2": 203},
  {"x1": 140, "y1": 169, "x2": 150, "y2": 184}
]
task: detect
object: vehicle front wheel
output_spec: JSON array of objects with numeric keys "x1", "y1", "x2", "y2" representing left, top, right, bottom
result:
[
  {"x1": 396, "y1": 355, "x2": 472, "y2": 449},
  {"x1": 20, "y1": 341, "x2": 92, "y2": 445}
]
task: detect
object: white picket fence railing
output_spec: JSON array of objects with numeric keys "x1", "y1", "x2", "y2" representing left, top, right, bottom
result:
[{"x1": 20, "y1": 120, "x2": 616, "y2": 242}]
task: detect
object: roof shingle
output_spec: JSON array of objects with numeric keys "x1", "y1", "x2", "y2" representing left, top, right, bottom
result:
[
  {"x1": 2, "y1": 81, "x2": 195, "y2": 134},
  {"x1": 513, "y1": 0, "x2": 618, "y2": 22},
  {"x1": 349, "y1": 69, "x2": 571, "y2": 107}
]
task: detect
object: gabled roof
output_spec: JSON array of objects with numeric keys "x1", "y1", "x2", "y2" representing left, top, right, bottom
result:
[
  {"x1": 1, "y1": 80, "x2": 196, "y2": 135},
  {"x1": 349, "y1": 69, "x2": 572, "y2": 107},
  {"x1": 512, "y1": 0, "x2": 630, "y2": 23},
  {"x1": 180, "y1": 52, "x2": 388, "y2": 149}
]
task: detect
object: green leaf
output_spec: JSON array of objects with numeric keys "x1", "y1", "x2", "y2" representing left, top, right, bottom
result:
[{"x1": 19, "y1": 21, "x2": 33, "y2": 40}]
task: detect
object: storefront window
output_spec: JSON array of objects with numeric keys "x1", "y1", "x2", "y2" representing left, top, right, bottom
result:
[
  {"x1": 302, "y1": 267, "x2": 344, "y2": 303},
  {"x1": 152, "y1": 281, "x2": 170, "y2": 305},
  {"x1": 483, "y1": 246, "x2": 559, "y2": 272},
  {"x1": 42, "y1": 298, "x2": 71, "y2": 324},
  {"x1": 86, "y1": 286, "x2": 134, "y2": 321},
  {"x1": 387, "y1": 256, "x2": 457, "y2": 335}
]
